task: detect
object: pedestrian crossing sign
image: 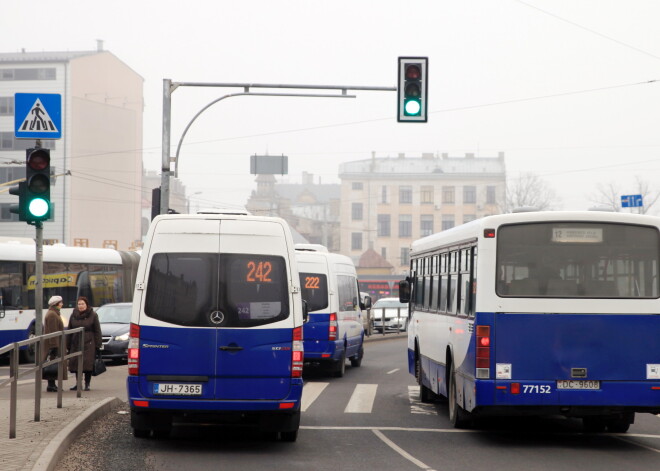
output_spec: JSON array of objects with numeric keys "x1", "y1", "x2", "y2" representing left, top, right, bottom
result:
[{"x1": 14, "y1": 93, "x2": 62, "y2": 139}]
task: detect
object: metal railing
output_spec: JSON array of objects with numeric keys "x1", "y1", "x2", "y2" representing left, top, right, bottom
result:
[
  {"x1": 0, "y1": 327, "x2": 84, "y2": 438},
  {"x1": 374, "y1": 307, "x2": 408, "y2": 335}
]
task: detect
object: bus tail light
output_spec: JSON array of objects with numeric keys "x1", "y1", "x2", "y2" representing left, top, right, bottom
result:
[
  {"x1": 292, "y1": 326, "x2": 303, "y2": 378},
  {"x1": 128, "y1": 323, "x2": 140, "y2": 376},
  {"x1": 476, "y1": 325, "x2": 490, "y2": 379},
  {"x1": 328, "y1": 313, "x2": 338, "y2": 341}
]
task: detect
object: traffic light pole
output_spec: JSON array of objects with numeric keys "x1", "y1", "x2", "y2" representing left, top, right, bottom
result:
[
  {"x1": 34, "y1": 221, "x2": 44, "y2": 336},
  {"x1": 160, "y1": 80, "x2": 396, "y2": 215}
]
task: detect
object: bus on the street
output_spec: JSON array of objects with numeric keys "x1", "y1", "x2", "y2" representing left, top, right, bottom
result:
[
  {"x1": 401, "y1": 210, "x2": 660, "y2": 432},
  {"x1": 0, "y1": 241, "x2": 140, "y2": 362}
]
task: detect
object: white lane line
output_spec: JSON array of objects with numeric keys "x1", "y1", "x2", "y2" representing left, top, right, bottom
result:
[
  {"x1": 615, "y1": 436, "x2": 660, "y2": 453},
  {"x1": 301, "y1": 382, "x2": 329, "y2": 412},
  {"x1": 373, "y1": 429, "x2": 436, "y2": 471},
  {"x1": 386, "y1": 368, "x2": 399, "y2": 375},
  {"x1": 408, "y1": 385, "x2": 437, "y2": 415},
  {"x1": 301, "y1": 425, "x2": 475, "y2": 433},
  {"x1": 345, "y1": 384, "x2": 378, "y2": 413}
]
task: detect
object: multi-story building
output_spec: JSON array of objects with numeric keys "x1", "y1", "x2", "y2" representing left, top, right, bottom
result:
[
  {"x1": 339, "y1": 152, "x2": 506, "y2": 273},
  {"x1": 0, "y1": 43, "x2": 144, "y2": 249}
]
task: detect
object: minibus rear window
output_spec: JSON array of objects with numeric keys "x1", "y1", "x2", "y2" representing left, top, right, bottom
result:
[
  {"x1": 145, "y1": 253, "x2": 290, "y2": 327},
  {"x1": 299, "y1": 272, "x2": 329, "y2": 312}
]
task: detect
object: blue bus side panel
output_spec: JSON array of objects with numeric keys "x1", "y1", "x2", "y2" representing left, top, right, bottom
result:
[{"x1": 302, "y1": 313, "x2": 342, "y2": 360}]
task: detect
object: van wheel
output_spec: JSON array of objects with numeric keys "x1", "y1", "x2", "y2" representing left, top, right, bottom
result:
[
  {"x1": 606, "y1": 413, "x2": 634, "y2": 433},
  {"x1": 333, "y1": 351, "x2": 346, "y2": 377},
  {"x1": 350, "y1": 347, "x2": 363, "y2": 367},
  {"x1": 279, "y1": 430, "x2": 298, "y2": 442}
]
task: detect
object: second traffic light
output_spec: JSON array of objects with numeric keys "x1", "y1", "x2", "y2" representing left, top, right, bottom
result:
[
  {"x1": 24, "y1": 148, "x2": 51, "y2": 223},
  {"x1": 397, "y1": 57, "x2": 428, "y2": 123}
]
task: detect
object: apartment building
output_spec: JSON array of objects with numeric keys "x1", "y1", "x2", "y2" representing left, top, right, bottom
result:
[
  {"x1": 339, "y1": 152, "x2": 506, "y2": 273},
  {"x1": 0, "y1": 43, "x2": 144, "y2": 249}
]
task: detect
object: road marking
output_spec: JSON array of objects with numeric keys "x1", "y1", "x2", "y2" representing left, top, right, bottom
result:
[
  {"x1": 372, "y1": 429, "x2": 436, "y2": 470},
  {"x1": 408, "y1": 385, "x2": 438, "y2": 415},
  {"x1": 301, "y1": 425, "x2": 474, "y2": 433},
  {"x1": 301, "y1": 382, "x2": 329, "y2": 412},
  {"x1": 345, "y1": 384, "x2": 378, "y2": 413},
  {"x1": 615, "y1": 436, "x2": 660, "y2": 453},
  {"x1": 386, "y1": 368, "x2": 399, "y2": 375}
]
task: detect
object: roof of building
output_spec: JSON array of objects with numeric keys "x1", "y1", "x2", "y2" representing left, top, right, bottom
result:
[
  {"x1": 275, "y1": 183, "x2": 340, "y2": 204},
  {"x1": 358, "y1": 248, "x2": 394, "y2": 269},
  {"x1": 0, "y1": 50, "x2": 99, "y2": 63},
  {"x1": 339, "y1": 153, "x2": 506, "y2": 177}
]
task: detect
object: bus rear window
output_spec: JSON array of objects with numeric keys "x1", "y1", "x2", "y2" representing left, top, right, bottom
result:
[
  {"x1": 299, "y1": 272, "x2": 329, "y2": 312},
  {"x1": 496, "y1": 222, "x2": 660, "y2": 299},
  {"x1": 145, "y1": 253, "x2": 289, "y2": 327}
]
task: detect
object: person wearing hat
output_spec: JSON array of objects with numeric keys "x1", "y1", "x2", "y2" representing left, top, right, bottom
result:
[{"x1": 44, "y1": 295, "x2": 67, "y2": 392}]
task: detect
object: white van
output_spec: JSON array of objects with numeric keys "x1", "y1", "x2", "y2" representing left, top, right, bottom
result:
[
  {"x1": 294, "y1": 244, "x2": 370, "y2": 377},
  {"x1": 127, "y1": 212, "x2": 305, "y2": 441}
]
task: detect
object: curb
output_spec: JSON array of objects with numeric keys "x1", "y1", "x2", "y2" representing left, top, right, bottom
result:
[
  {"x1": 364, "y1": 332, "x2": 407, "y2": 342},
  {"x1": 31, "y1": 396, "x2": 123, "y2": 471}
]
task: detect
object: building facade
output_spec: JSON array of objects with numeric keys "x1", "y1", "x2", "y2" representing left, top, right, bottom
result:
[
  {"x1": 0, "y1": 44, "x2": 144, "y2": 249},
  {"x1": 339, "y1": 152, "x2": 507, "y2": 273}
]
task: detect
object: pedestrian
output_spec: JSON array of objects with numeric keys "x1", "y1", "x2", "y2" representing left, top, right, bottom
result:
[
  {"x1": 67, "y1": 296, "x2": 102, "y2": 391},
  {"x1": 43, "y1": 295, "x2": 67, "y2": 392}
]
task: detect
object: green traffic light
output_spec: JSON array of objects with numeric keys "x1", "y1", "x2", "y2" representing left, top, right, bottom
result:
[
  {"x1": 404, "y1": 98, "x2": 421, "y2": 116},
  {"x1": 28, "y1": 197, "x2": 49, "y2": 218}
]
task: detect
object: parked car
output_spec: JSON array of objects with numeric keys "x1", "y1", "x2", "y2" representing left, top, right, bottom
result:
[
  {"x1": 371, "y1": 297, "x2": 409, "y2": 333},
  {"x1": 97, "y1": 302, "x2": 132, "y2": 363}
]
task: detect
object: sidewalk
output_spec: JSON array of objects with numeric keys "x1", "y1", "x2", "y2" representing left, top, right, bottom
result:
[
  {"x1": 0, "y1": 365, "x2": 126, "y2": 471},
  {"x1": 0, "y1": 332, "x2": 405, "y2": 470}
]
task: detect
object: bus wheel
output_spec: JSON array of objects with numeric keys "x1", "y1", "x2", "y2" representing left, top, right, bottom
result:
[
  {"x1": 19, "y1": 325, "x2": 36, "y2": 364},
  {"x1": 606, "y1": 413, "x2": 634, "y2": 433},
  {"x1": 415, "y1": 350, "x2": 435, "y2": 403},
  {"x1": 448, "y1": 365, "x2": 470, "y2": 428},
  {"x1": 350, "y1": 347, "x2": 363, "y2": 367}
]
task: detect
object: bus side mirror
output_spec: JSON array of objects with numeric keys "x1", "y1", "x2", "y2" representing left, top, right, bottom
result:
[{"x1": 399, "y1": 279, "x2": 411, "y2": 303}]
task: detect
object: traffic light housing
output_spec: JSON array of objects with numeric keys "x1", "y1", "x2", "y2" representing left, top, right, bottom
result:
[
  {"x1": 397, "y1": 57, "x2": 428, "y2": 123},
  {"x1": 24, "y1": 148, "x2": 51, "y2": 223},
  {"x1": 8, "y1": 181, "x2": 27, "y2": 221}
]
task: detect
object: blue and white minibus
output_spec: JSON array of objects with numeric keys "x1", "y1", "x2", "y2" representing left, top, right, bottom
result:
[
  {"x1": 402, "y1": 211, "x2": 660, "y2": 432},
  {"x1": 127, "y1": 212, "x2": 305, "y2": 441},
  {"x1": 0, "y1": 240, "x2": 140, "y2": 362}
]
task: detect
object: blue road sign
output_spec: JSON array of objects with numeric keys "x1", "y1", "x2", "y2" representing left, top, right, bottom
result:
[
  {"x1": 14, "y1": 93, "x2": 62, "y2": 139},
  {"x1": 621, "y1": 194, "x2": 643, "y2": 208}
]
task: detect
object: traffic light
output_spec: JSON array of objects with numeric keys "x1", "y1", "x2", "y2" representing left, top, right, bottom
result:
[
  {"x1": 397, "y1": 57, "x2": 428, "y2": 123},
  {"x1": 24, "y1": 148, "x2": 51, "y2": 223},
  {"x1": 8, "y1": 181, "x2": 27, "y2": 221}
]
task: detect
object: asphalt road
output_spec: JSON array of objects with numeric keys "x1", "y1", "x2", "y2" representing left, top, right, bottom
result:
[{"x1": 52, "y1": 336, "x2": 660, "y2": 471}]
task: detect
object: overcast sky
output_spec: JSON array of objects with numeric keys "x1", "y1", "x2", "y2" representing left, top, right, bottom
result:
[{"x1": 3, "y1": 0, "x2": 660, "y2": 212}]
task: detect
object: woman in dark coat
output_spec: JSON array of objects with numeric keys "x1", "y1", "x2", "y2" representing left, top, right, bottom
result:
[
  {"x1": 67, "y1": 296, "x2": 102, "y2": 391},
  {"x1": 43, "y1": 295, "x2": 68, "y2": 392}
]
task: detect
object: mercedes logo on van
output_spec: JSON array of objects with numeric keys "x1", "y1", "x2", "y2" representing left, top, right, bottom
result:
[{"x1": 210, "y1": 311, "x2": 225, "y2": 325}]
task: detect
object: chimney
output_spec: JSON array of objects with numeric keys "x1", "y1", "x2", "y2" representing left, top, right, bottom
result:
[
  {"x1": 422, "y1": 153, "x2": 434, "y2": 160},
  {"x1": 441, "y1": 153, "x2": 448, "y2": 159},
  {"x1": 498, "y1": 151, "x2": 505, "y2": 159},
  {"x1": 96, "y1": 39, "x2": 104, "y2": 52},
  {"x1": 465, "y1": 153, "x2": 475, "y2": 159},
  {"x1": 398, "y1": 153, "x2": 405, "y2": 159}
]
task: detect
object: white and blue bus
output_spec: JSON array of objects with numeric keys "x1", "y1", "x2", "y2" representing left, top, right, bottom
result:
[
  {"x1": 0, "y1": 241, "x2": 140, "y2": 362},
  {"x1": 401, "y1": 210, "x2": 660, "y2": 432}
]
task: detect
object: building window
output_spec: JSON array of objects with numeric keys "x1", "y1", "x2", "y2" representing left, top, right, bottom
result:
[
  {"x1": 377, "y1": 214, "x2": 391, "y2": 237},
  {"x1": 442, "y1": 215, "x2": 455, "y2": 231},
  {"x1": 487, "y1": 185, "x2": 496, "y2": 205},
  {"x1": 463, "y1": 186, "x2": 476, "y2": 204},
  {"x1": 399, "y1": 186, "x2": 412, "y2": 204},
  {"x1": 0, "y1": 132, "x2": 56, "y2": 151},
  {"x1": 0, "y1": 67, "x2": 56, "y2": 81},
  {"x1": 351, "y1": 202, "x2": 363, "y2": 220},
  {"x1": 401, "y1": 247, "x2": 410, "y2": 266},
  {"x1": 463, "y1": 214, "x2": 477, "y2": 224},
  {"x1": 381, "y1": 247, "x2": 387, "y2": 259},
  {"x1": 420, "y1": 185, "x2": 434, "y2": 204},
  {"x1": 442, "y1": 186, "x2": 455, "y2": 204},
  {"x1": 399, "y1": 214, "x2": 412, "y2": 237},
  {"x1": 380, "y1": 186, "x2": 388, "y2": 204},
  {"x1": 420, "y1": 215, "x2": 434, "y2": 237},
  {"x1": 351, "y1": 232, "x2": 363, "y2": 251},
  {"x1": 0, "y1": 96, "x2": 14, "y2": 116},
  {"x1": 352, "y1": 182, "x2": 363, "y2": 190}
]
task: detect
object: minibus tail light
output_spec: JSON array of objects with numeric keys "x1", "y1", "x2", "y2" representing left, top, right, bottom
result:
[
  {"x1": 292, "y1": 326, "x2": 304, "y2": 378},
  {"x1": 328, "y1": 313, "x2": 338, "y2": 341},
  {"x1": 128, "y1": 323, "x2": 140, "y2": 376},
  {"x1": 476, "y1": 325, "x2": 490, "y2": 378}
]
